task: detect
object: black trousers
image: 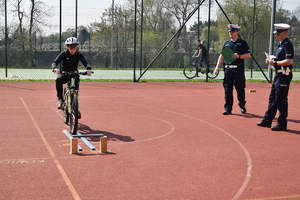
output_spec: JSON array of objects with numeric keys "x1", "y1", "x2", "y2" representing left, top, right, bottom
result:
[
  {"x1": 55, "y1": 74, "x2": 80, "y2": 100},
  {"x1": 223, "y1": 68, "x2": 246, "y2": 111},
  {"x1": 263, "y1": 72, "x2": 293, "y2": 127}
]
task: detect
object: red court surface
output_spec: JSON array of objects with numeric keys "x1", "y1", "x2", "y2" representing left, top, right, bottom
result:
[{"x1": 0, "y1": 81, "x2": 299, "y2": 200}]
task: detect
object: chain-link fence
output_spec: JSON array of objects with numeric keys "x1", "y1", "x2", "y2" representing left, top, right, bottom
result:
[{"x1": 1, "y1": 0, "x2": 300, "y2": 81}]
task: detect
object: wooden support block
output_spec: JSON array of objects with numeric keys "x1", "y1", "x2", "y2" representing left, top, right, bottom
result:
[
  {"x1": 70, "y1": 137, "x2": 79, "y2": 154},
  {"x1": 100, "y1": 136, "x2": 108, "y2": 153}
]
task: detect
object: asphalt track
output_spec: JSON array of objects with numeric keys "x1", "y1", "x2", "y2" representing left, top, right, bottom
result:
[{"x1": 0, "y1": 82, "x2": 299, "y2": 200}]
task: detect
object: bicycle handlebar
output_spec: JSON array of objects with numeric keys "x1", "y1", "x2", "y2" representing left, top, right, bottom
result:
[{"x1": 61, "y1": 71, "x2": 94, "y2": 76}]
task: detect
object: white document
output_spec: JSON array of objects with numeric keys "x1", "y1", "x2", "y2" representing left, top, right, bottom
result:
[{"x1": 264, "y1": 52, "x2": 276, "y2": 70}]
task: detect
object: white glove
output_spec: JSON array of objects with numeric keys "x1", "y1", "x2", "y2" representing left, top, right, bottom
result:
[
  {"x1": 213, "y1": 68, "x2": 219, "y2": 76},
  {"x1": 87, "y1": 70, "x2": 93, "y2": 76},
  {"x1": 53, "y1": 68, "x2": 61, "y2": 74}
]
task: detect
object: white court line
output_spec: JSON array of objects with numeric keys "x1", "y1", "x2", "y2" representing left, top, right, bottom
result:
[
  {"x1": 52, "y1": 107, "x2": 175, "y2": 144},
  {"x1": 53, "y1": 98, "x2": 252, "y2": 199},
  {"x1": 97, "y1": 98, "x2": 252, "y2": 200}
]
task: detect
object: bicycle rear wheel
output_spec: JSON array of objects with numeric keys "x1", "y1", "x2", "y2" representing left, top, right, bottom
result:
[
  {"x1": 183, "y1": 64, "x2": 198, "y2": 79},
  {"x1": 206, "y1": 63, "x2": 218, "y2": 79},
  {"x1": 69, "y1": 93, "x2": 78, "y2": 135}
]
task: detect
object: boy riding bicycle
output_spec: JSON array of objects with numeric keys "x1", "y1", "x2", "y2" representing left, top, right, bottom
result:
[{"x1": 52, "y1": 37, "x2": 92, "y2": 118}]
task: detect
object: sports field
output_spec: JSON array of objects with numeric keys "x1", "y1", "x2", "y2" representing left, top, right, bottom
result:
[
  {"x1": 1, "y1": 68, "x2": 300, "y2": 81},
  {"x1": 0, "y1": 81, "x2": 299, "y2": 199}
]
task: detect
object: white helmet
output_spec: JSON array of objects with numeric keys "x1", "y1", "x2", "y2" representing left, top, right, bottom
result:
[{"x1": 65, "y1": 37, "x2": 80, "y2": 45}]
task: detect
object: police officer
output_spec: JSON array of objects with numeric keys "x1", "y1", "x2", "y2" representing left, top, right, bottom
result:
[
  {"x1": 214, "y1": 24, "x2": 251, "y2": 115},
  {"x1": 257, "y1": 23, "x2": 293, "y2": 131}
]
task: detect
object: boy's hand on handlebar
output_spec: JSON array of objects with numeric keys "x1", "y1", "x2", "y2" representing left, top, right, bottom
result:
[
  {"x1": 53, "y1": 68, "x2": 61, "y2": 74},
  {"x1": 87, "y1": 70, "x2": 93, "y2": 76}
]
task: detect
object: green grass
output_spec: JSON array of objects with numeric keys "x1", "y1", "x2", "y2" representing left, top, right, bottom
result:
[{"x1": 1, "y1": 78, "x2": 299, "y2": 83}]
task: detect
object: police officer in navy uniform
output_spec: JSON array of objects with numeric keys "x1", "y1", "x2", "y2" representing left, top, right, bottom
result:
[
  {"x1": 214, "y1": 24, "x2": 251, "y2": 115},
  {"x1": 257, "y1": 23, "x2": 294, "y2": 131}
]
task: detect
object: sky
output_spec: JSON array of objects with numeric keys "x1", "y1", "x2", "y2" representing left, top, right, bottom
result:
[
  {"x1": 4, "y1": 0, "x2": 300, "y2": 36},
  {"x1": 189, "y1": 0, "x2": 300, "y2": 28},
  {"x1": 43, "y1": 0, "x2": 124, "y2": 35},
  {"x1": 3, "y1": 0, "x2": 123, "y2": 35}
]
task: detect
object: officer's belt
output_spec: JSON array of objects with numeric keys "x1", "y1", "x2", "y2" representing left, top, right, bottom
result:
[
  {"x1": 225, "y1": 65, "x2": 238, "y2": 68},
  {"x1": 276, "y1": 69, "x2": 284, "y2": 73},
  {"x1": 276, "y1": 67, "x2": 290, "y2": 74}
]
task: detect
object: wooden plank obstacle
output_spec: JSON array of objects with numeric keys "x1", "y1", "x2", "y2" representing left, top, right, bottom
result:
[{"x1": 63, "y1": 130, "x2": 108, "y2": 154}]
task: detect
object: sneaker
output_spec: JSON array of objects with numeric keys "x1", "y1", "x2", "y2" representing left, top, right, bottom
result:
[
  {"x1": 257, "y1": 120, "x2": 271, "y2": 128},
  {"x1": 240, "y1": 107, "x2": 247, "y2": 114},
  {"x1": 57, "y1": 99, "x2": 63, "y2": 109},
  {"x1": 271, "y1": 124, "x2": 287, "y2": 131},
  {"x1": 78, "y1": 111, "x2": 81, "y2": 119},
  {"x1": 222, "y1": 110, "x2": 232, "y2": 115}
]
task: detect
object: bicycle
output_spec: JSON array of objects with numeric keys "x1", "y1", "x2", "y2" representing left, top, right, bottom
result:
[
  {"x1": 61, "y1": 71, "x2": 92, "y2": 135},
  {"x1": 183, "y1": 58, "x2": 218, "y2": 79}
]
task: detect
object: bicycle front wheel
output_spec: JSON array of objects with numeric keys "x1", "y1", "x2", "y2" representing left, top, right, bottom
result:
[
  {"x1": 69, "y1": 93, "x2": 78, "y2": 135},
  {"x1": 206, "y1": 64, "x2": 218, "y2": 79},
  {"x1": 183, "y1": 64, "x2": 198, "y2": 79},
  {"x1": 63, "y1": 88, "x2": 69, "y2": 125},
  {"x1": 63, "y1": 103, "x2": 69, "y2": 125}
]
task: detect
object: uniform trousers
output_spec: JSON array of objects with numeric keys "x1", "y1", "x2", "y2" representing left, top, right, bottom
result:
[
  {"x1": 263, "y1": 72, "x2": 293, "y2": 127},
  {"x1": 223, "y1": 68, "x2": 246, "y2": 112}
]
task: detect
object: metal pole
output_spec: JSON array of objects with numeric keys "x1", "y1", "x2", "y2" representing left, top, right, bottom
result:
[
  {"x1": 198, "y1": 0, "x2": 200, "y2": 38},
  {"x1": 268, "y1": 0, "x2": 276, "y2": 82},
  {"x1": 214, "y1": 0, "x2": 270, "y2": 83},
  {"x1": 140, "y1": 0, "x2": 144, "y2": 75},
  {"x1": 206, "y1": 0, "x2": 211, "y2": 82},
  {"x1": 251, "y1": 0, "x2": 256, "y2": 78},
  {"x1": 136, "y1": 0, "x2": 205, "y2": 82},
  {"x1": 133, "y1": 0, "x2": 137, "y2": 81},
  {"x1": 75, "y1": 0, "x2": 78, "y2": 37},
  {"x1": 111, "y1": 0, "x2": 115, "y2": 69},
  {"x1": 5, "y1": 0, "x2": 8, "y2": 77},
  {"x1": 60, "y1": 0, "x2": 62, "y2": 53},
  {"x1": 59, "y1": 0, "x2": 62, "y2": 71}
]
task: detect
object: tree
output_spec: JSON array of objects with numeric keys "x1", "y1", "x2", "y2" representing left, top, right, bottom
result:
[
  {"x1": 9, "y1": 0, "x2": 51, "y2": 67},
  {"x1": 201, "y1": 26, "x2": 219, "y2": 46},
  {"x1": 163, "y1": 0, "x2": 198, "y2": 38},
  {"x1": 135, "y1": 0, "x2": 177, "y2": 68},
  {"x1": 78, "y1": 26, "x2": 90, "y2": 47},
  {"x1": 140, "y1": 0, "x2": 175, "y2": 33},
  {"x1": 90, "y1": 3, "x2": 136, "y2": 68},
  {"x1": 13, "y1": 0, "x2": 25, "y2": 51},
  {"x1": 0, "y1": 0, "x2": 5, "y2": 40},
  {"x1": 216, "y1": 0, "x2": 273, "y2": 63},
  {"x1": 189, "y1": 20, "x2": 218, "y2": 33},
  {"x1": 28, "y1": 1, "x2": 50, "y2": 65}
]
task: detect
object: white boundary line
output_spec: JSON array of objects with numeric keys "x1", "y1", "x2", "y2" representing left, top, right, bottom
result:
[{"x1": 98, "y1": 99, "x2": 252, "y2": 200}]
